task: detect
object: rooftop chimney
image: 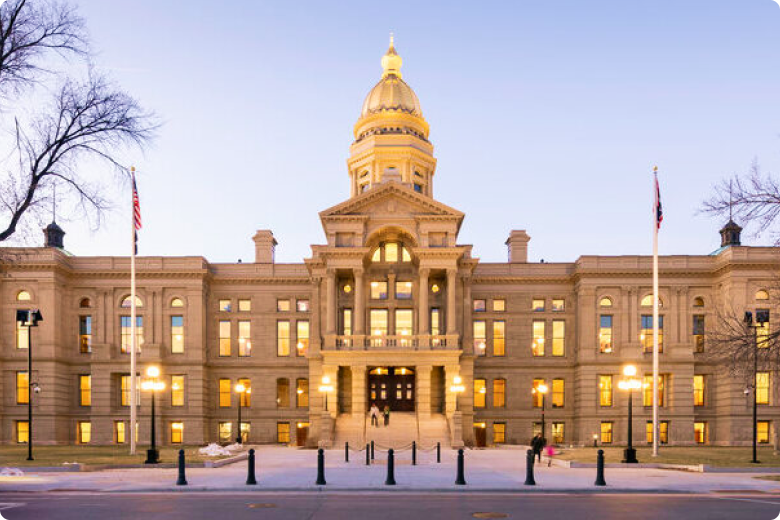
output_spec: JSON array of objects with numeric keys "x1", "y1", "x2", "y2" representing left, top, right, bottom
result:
[{"x1": 506, "y1": 230, "x2": 530, "y2": 263}]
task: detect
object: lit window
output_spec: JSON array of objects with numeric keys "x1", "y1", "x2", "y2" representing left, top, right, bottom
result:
[
  {"x1": 552, "y1": 422, "x2": 564, "y2": 444},
  {"x1": 552, "y1": 379, "x2": 564, "y2": 408},
  {"x1": 79, "y1": 316, "x2": 92, "y2": 354},
  {"x1": 16, "y1": 319, "x2": 28, "y2": 350},
  {"x1": 219, "y1": 299, "x2": 232, "y2": 312},
  {"x1": 599, "y1": 315, "x2": 613, "y2": 353},
  {"x1": 239, "y1": 423, "x2": 250, "y2": 444},
  {"x1": 171, "y1": 422, "x2": 184, "y2": 444},
  {"x1": 120, "y1": 295, "x2": 143, "y2": 308},
  {"x1": 277, "y1": 422, "x2": 291, "y2": 444},
  {"x1": 758, "y1": 421, "x2": 771, "y2": 444},
  {"x1": 370, "y1": 281, "x2": 388, "y2": 300},
  {"x1": 297, "y1": 299, "x2": 310, "y2": 312},
  {"x1": 238, "y1": 320, "x2": 251, "y2": 357},
  {"x1": 552, "y1": 299, "x2": 565, "y2": 312},
  {"x1": 474, "y1": 379, "x2": 486, "y2": 408},
  {"x1": 395, "y1": 281, "x2": 412, "y2": 300},
  {"x1": 297, "y1": 378, "x2": 309, "y2": 408},
  {"x1": 395, "y1": 309, "x2": 413, "y2": 338},
  {"x1": 493, "y1": 321, "x2": 505, "y2": 356},
  {"x1": 493, "y1": 422, "x2": 506, "y2": 444},
  {"x1": 219, "y1": 320, "x2": 231, "y2": 357},
  {"x1": 430, "y1": 308, "x2": 441, "y2": 337},
  {"x1": 16, "y1": 421, "x2": 29, "y2": 444},
  {"x1": 532, "y1": 379, "x2": 545, "y2": 408},
  {"x1": 277, "y1": 299, "x2": 291, "y2": 312},
  {"x1": 371, "y1": 248, "x2": 381, "y2": 262},
  {"x1": 277, "y1": 321, "x2": 290, "y2": 356},
  {"x1": 171, "y1": 298, "x2": 184, "y2": 308},
  {"x1": 120, "y1": 375, "x2": 140, "y2": 407},
  {"x1": 473, "y1": 320, "x2": 486, "y2": 355},
  {"x1": 219, "y1": 379, "x2": 231, "y2": 408},
  {"x1": 640, "y1": 294, "x2": 663, "y2": 307},
  {"x1": 120, "y1": 316, "x2": 144, "y2": 353},
  {"x1": 757, "y1": 372, "x2": 770, "y2": 405},
  {"x1": 385, "y1": 243, "x2": 399, "y2": 263},
  {"x1": 692, "y1": 315, "x2": 705, "y2": 353},
  {"x1": 493, "y1": 379, "x2": 506, "y2": 408},
  {"x1": 16, "y1": 371, "x2": 29, "y2": 404},
  {"x1": 532, "y1": 299, "x2": 545, "y2": 312},
  {"x1": 600, "y1": 422, "x2": 613, "y2": 444},
  {"x1": 646, "y1": 421, "x2": 669, "y2": 444},
  {"x1": 171, "y1": 375, "x2": 185, "y2": 407},
  {"x1": 370, "y1": 309, "x2": 388, "y2": 337},
  {"x1": 114, "y1": 421, "x2": 126, "y2": 444},
  {"x1": 694, "y1": 422, "x2": 707, "y2": 444},
  {"x1": 77, "y1": 421, "x2": 91, "y2": 444},
  {"x1": 402, "y1": 247, "x2": 411, "y2": 262},
  {"x1": 532, "y1": 321, "x2": 545, "y2": 356},
  {"x1": 640, "y1": 315, "x2": 664, "y2": 353},
  {"x1": 171, "y1": 316, "x2": 184, "y2": 354},
  {"x1": 599, "y1": 375, "x2": 613, "y2": 407},
  {"x1": 693, "y1": 297, "x2": 704, "y2": 307},
  {"x1": 238, "y1": 378, "x2": 251, "y2": 407},
  {"x1": 16, "y1": 291, "x2": 31, "y2": 301},
  {"x1": 79, "y1": 375, "x2": 91, "y2": 406},
  {"x1": 643, "y1": 374, "x2": 665, "y2": 407},
  {"x1": 218, "y1": 422, "x2": 232, "y2": 443},
  {"x1": 599, "y1": 297, "x2": 612, "y2": 307},
  {"x1": 277, "y1": 378, "x2": 289, "y2": 408},
  {"x1": 493, "y1": 299, "x2": 506, "y2": 312},
  {"x1": 238, "y1": 299, "x2": 251, "y2": 312},
  {"x1": 296, "y1": 320, "x2": 309, "y2": 356},
  {"x1": 756, "y1": 290, "x2": 770, "y2": 301},
  {"x1": 693, "y1": 375, "x2": 705, "y2": 407},
  {"x1": 552, "y1": 320, "x2": 565, "y2": 356},
  {"x1": 757, "y1": 310, "x2": 770, "y2": 348},
  {"x1": 473, "y1": 299, "x2": 486, "y2": 312},
  {"x1": 342, "y1": 309, "x2": 353, "y2": 336}
]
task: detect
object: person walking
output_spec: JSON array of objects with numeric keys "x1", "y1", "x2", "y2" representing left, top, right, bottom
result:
[
  {"x1": 536, "y1": 436, "x2": 546, "y2": 463},
  {"x1": 531, "y1": 434, "x2": 541, "y2": 462},
  {"x1": 544, "y1": 444, "x2": 556, "y2": 467},
  {"x1": 383, "y1": 405, "x2": 390, "y2": 427},
  {"x1": 370, "y1": 403, "x2": 379, "y2": 427}
]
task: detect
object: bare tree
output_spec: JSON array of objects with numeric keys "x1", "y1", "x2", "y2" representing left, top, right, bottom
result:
[{"x1": 0, "y1": 0, "x2": 154, "y2": 243}]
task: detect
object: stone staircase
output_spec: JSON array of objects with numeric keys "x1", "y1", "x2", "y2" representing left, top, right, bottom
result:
[{"x1": 334, "y1": 412, "x2": 451, "y2": 449}]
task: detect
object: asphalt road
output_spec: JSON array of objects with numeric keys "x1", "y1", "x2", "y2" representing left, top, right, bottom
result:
[{"x1": 1, "y1": 492, "x2": 780, "y2": 520}]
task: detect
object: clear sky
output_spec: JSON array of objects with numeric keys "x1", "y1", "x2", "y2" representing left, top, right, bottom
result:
[{"x1": 52, "y1": 0, "x2": 780, "y2": 263}]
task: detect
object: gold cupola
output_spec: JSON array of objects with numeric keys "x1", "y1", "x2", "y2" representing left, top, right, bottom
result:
[{"x1": 348, "y1": 35, "x2": 437, "y2": 198}]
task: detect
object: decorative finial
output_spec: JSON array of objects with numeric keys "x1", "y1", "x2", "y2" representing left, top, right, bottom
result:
[
  {"x1": 381, "y1": 34, "x2": 402, "y2": 78},
  {"x1": 131, "y1": 166, "x2": 136, "y2": 173},
  {"x1": 390, "y1": 32, "x2": 394, "y2": 48},
  {"x1": 653, "y1": 165, "x2": 658, "y2": 173}
]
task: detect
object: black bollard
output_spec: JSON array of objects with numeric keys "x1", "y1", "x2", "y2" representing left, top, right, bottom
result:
[
  {"x1": 455, "y1": 449, "x2": 466, "y2": 485},
  {"x1": 316, "y1": 448, "x2": 326, "y2": 486},
  {"x1": 385, "y1": 449, "x2": 396, "y2": 485},
  {"x1": 436, "y1": 442, "x2": 441, "y2": 463},
  {"x1": 345, "y1": 442, "x2": 349, "y2": 463},
  {"x1": 371, "y1": 440, "x2": 375, "y2": 460},
  {"x1": 365, "y1": 443, "x2": 370, "y2": 465},
  {"x1": 524, "y1": 449, "x2": 536, "y2": 486},
  {"x1": 246, "y1": 448, "x2": 257, "y2": 485},
  {"x1": 412, "y1": 441, "x2": 417, "y2": 466},
  {"x1": 594, "y1": 449, "x2": 607, "y2": 486},
  {"x1": 176, "y1": 449, "x2": 187, "y2": 486}
]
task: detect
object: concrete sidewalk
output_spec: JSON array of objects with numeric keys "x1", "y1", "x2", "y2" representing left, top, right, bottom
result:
[{"x1": 1, "y1": 446, "x2": 780, "y2": 494}]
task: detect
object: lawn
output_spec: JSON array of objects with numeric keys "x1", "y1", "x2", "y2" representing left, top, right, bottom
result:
[
  {"x1": 554, "y1": 446, "x2": 780, "y2": 468},
  {"x1": 0, "y1": 445, "x2": 235, "y2": 467}
]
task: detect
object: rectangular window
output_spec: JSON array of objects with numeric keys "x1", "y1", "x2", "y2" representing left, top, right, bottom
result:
[
  {"x1": 643, "y1": 375, "x2": 665, "y2": 407},
  {"x1": 77, "y1": 421, "x2": 91, "y2": 444},
  {"x1": 532, "y1": 320, "x2": 545, "y2": 356},
  {"x1": 395, "y1": 309, "x2": 413, "y2": 337},
  {"x1": 16, "y1": 319, "x2": 28, "y2": 349},
  {"x1": 171, "y1": 422, "x2": 184, "y2": 444},
  {"x1": 694, "y1": 422, "x2": 708, "y2": 444},
  {"x1": 233, "y1": 378, "x2": 249, "y2": 407},
  {"x1": 493, "y1": 422, "x2": 506, "y2": 444},
  {"x1": 277, "y1": 320, "x2": 290, "y2": 356},
  {"x1": 640, "y1": 315, "x2": 664, "y2": 353},
  {"x1": 238, "y1": 299, "x2": 251, "y2": 312},
  {"x1": 171, "y1": 315, "x2": 184, "y2": 354},
  {"x1": 474, "y1": 378, "x2": 486, "y2": 408},
  {"x1": 599, "y1": 375, "x2": 613, "y2": 407},
  {"x1": 758, "y1": 421, "x2": 771, "y2": 444},
  {"x1": 342, "y1": 308, "x2": 353, "y2": 336},
  {"x1": 277, "y1": 299, "x2": 291, "y2": 312},
  {"x1": 385, "y1": 243, "x2": 399, "y2": 262},
  {"x1": 240, "y1": 422, "x2": 250, "y2": 444},
  {"x1": 114, "y1": 421, "x2": 126, "y2": 444},
  {"x1": 757, "y1": 309, "x2": 770, "y2": 348},
  {"x1": 757, "y1": 372, "x2": 770, "y2": 405},
  {"x1": 238, "y1": 320, "x2": 251, "y2": 357},
  {"x1": 171, "y1": 375, "x2": 185, "y2": 407},
  {"x1": 16, "y1": 371, "x2": 29, "y2": 404},
  {"x1": 277, "y1": 378, "x2": 289, "y2": 408},
  {"x1": 430, "y1": 308, "x2": 441, "y2": 336},
  {"x1": 395, "y1": 281, "x2": 412, "y2": 300},
  {"x1": 552, "y1": 378, "x2": 564, "y2": 408},
  {"x1": 552, "y1": 299, "x2": 565, "y2": 312},
  {"x1": 297, "y1": 299, "x2": 310, "y2": 312},
  {"x1": 600, "y1": 422, "x2": 613, "y2": 444},
  {"x1": 218, "y1": 422, "x2": 232, "y2": 443},
  {"x1": 370, "y1": 309, "x2": 388, "y2": 336},
  {"x1": 79, "y1": 316, "x2": 92, "y2": 353},
  {"x1": 219, "y1": 320, "x2": 231, "y2": 357},
  {"x1": 473, "y1": 320, "x2": 486, "y2": 355},
  {"x1": 552, "y1": 422, "x2": 565, "y2": 444},
  {"x1": 552, "y1": 320, "x2": 565, "y2": 356},
  {"x1": 219, "y1": 299, "x2": 232, "y2": 312},
  {"x1": 370, "y1": 281, "x2": 388, "y2": 300},
  {"x1": 473, "y1": 299, "x2": 486, "y2": 312},
  {"x1": 277, "y1": 422, "x2": 291, "y2": 443},
  {"x1": 493, "y1": 299, "x2": 506, "y2": 312},
  {"x1": 120, "y1": 316, "x2": 144, "y2": 353},
  {"x1": 692, "y1": 315, "x2": 705, "y2": 353},
  {"x1": 297, "y1": 378, "x2": 309, "y2": 408},
  {"x1": 532, "y1": 379, "x2": 545, "y2": 408},
  {"x1": 532, "y1": 299, "x2": 545, "y2": 312},
  {"x1": 493, "y1": 320, "x2": 505, "y2": 356},
  {"x1": 599, "y1": 315, "x2": 613, "y2": 353},
  {"x1": 16, "y1": 421, "x2": 29, "y2": 444},
  {"x1": 646, "y1": 421, "x2": 669, "y2": 444},
  {"x1": 493, "y1": 379, "x2": 506, "y2": 408},
  {"x1": 120, "y1": 375, "x2": 140, "y2": 407},
  {"x1": 79, "y1": 375, "x2": 91, "y2": 406},
  {"x1": 219, "y1": 378, "x2": 231, "y2": 408},
  {"x1": 296, "y1": 320, "x2": 309, "y2": 356},
  {"x1": 693, "y1": 375, "x2": 705, "y2": 407}
]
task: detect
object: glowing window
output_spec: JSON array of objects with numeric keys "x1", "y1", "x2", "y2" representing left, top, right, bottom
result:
[
  {"x1": 493, "y1": 320, "x2": 505, "y2": 356},
  {"x1": 473, "y1": 320, "x2": 486, "y2": 355},
  {"x1": 277, "y1": 299, "x2": 291, "y2": 312},
  {"x1": 219, "y1": 378, "x2": 231, "y2": 408},
  {"x1": 370, "y1": 309, "x2": 388, "y2": 336},
  {"x1": 552, "y1": 320, "x2": 565, "y2": 356},
  {"x1": 532, "y1": 321, "x2": 545, "y2": 356},
  {"x1": 493, "y1": 299, "x2": 506, "y2": 312},
  {"x1": 16, "y1": 371, "x2": 29, "y2": 404},
  {"x1": 395, "y1": 309, "x2": 413, "y2": 337},
  {"x1": 297, "y1": 299, "x2": 310, "y2": 312},
  {"x1": 238, "y1": 320, "x2": 251, "y2": 357},
  {"x1": 238, "y1": 299, "x2": 251, "y2": 312},
  {"x1": 599, "y1": 297, "x2": 612, "y2": 307},
  {"x1": 219, "y1": 299, "x2": 232, "y2": 312},
  {"x1": 599, "y1": 375, "x2": 613, "y2": 407},
  {"x1": 121, "y1": 295, "x2": 143, "y2": 308},
  {"x1": 693, "y1": 375, "x2": 705, "y2": 406},
  {"x1": 16, "y1": 421, "x2": 29, "y2": 444},
  {"x1": 532, "y1": 379, "x2": 545, "y2": 408},
  {"x1": 371, "y1": 248, "x2": 381, "y2": 262},
  {"x1": 16, "y1": 291, "x2": 31, "y2": 301},
  {"x1": 297, "y1": 378, "x2": 309, "y2": 408},
  {"x1": 171, "y1": 375, "x2": 185, "y2": 406},
  {"x1": 385, "y1": 243, "x2": 399, "y2": 263},
  {"x1": 640, "y1": 315, "x2": 664, "y2": 353},
  {"x1": 552, "y1": 379, "x2": 564, "y2": 408},
  {"x1": 474, "y1": 379, "x2": 486, "y2": 408},
  {"x1": 277, "y1": 321, "x2": 290, "y2": 356},
  {"x1": 171, "y1": 316, "x2": 184, "y2": 354},
  {"x1": 600, "y1": 422, "x2": 613, "y2": 444},
  {"x1": 599, "y1": 315, "x2": 613, "y2": 353},
  {"x1": 693, "y1": 297, "x2": 704, "y2": 307},
  {"x1": 77, "y1": 421, "x2": 91, "y2": 444},
  {"x1": 395, "y1": 281, "x2": 412, "y2": 300},
  {"x1": 120, "y1": 316, "x2": 144, "y2": 353},
  {"x1": 756, "y1": 290, "x2": 770, "y2": 301},
  {"x1": 758, "y1": 421, "x2": 771, "y2": 444},
  {"x1": 401, "y1": 247, "x2": 411, "y2": 262},
  {"x1": 79, "y1": 375, "x2": 91, "y2": 406},
  {"x1": 694, "y1": 422, "x2": 707, "y2": 444},
  {"x1": 370, "y1": 281, "x2": 388, "y2": 300},
  {"x1": 277, "y1": 422, "x2": 290, "y2": 444},
  {"x1": 493, "y1": 379, "x2": 506, "y2": 408},
  {"x1": 171, "y1": 422, "x2": 184, "y2": 444},
  {"x1": 296, "y1": 320, "x2": 309, "y2": 356},
  {"x1": 473, "y1": 299, "x2": 486, "y2": 312},
  {"x1": 171, "y1": 298, "x2": 184, "y2": 308},
  {"x1": 552, "y1": 299, "x2": 565, "y2": 312},
  {"x1": 552, "y1": 422, "x2": 564, "y2": 444},
  {"x1": 532, "y1": 299, "x2": 545, "y2": 312},
  {"x1": 641, "y1": 294, "x2": 663, "y2": 307},
  {"x1": 757, "y1": 372, "x2": 770, "y2": 405},
  {"x1": 219, "y1": 320, "x2": 231, "y2": 356},
  {"x1": 493, "y1": 422, "x2": 506, "y2": 444},
  {"x1": 643, "y1": 375, "x2": 665, "y2": 407}
]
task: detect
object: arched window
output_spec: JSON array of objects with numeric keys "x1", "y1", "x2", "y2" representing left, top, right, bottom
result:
[
  {"x1": 171, "y1": 298, "x2": 184, "y2": 308},
  {"x1": 120, "y1": 295, "x2": 143, "y2": 308},
  {"x1": 693, "y1": 297, "x2": 705, "y2": 307},
  {"x1": 370, "y1": 242, "x2": 412, "y2": 264},
  {"x1": 79, "y1": 298, "x2": 91, "y2": 308},
  {"x1": 641, "y1": 294, "x2": 663, "y2": 307},
  {"x1": 756, "y1": 290, "x2": 770, "y2": 301},
  {"x1": 16, "y1": 291, "x2": 31, "y2": 302},
  {"x1": 599, "y1": 297, "x2": 613, "y2": 307}
]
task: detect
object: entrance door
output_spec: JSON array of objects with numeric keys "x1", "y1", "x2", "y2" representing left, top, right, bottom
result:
[
  {"x1": 474, "y1": 424, "x2": 487, "y2": 447},
  {"x1": 368, "y1": 367, "x2": 415, "y2": 412},
  {"x1": 296, "y1": 423, "x2": 309, "y2": 446}
]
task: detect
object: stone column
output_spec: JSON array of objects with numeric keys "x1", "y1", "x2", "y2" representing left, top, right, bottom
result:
[
  {"x1": 446, "y1": 269, "x2": 457, "y2": 334},
  {"x1": 418, "y1": 268, "x2": 429, "y2": 335},
  {"x1": 351, "y1": 365, "x2": 367, "y2": 417},
  {"x1": 416, "y1": 365, "x2": 432, "y2": 417},
  {"x1": 325, "y1": 269, "x2": 336, "y2": 335},
  {"x1": 354, "y1": 269, "x2": 364, "y2": 335},
  {"x1": 388, "y1": 272, "x2": 397, "y2": 334}
]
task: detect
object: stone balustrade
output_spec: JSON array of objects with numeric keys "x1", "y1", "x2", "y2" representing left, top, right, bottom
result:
[{"x1": 323, "y1": 334, "x2": 460, "y2": 351}]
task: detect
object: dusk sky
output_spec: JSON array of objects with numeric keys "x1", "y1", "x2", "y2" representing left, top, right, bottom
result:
[{"x1": 55, "y1": 0, "x2": 780, "y2": 263}]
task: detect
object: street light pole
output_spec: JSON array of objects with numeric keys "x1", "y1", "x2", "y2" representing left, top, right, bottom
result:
[
  {"x1": 17, "y1": 310, "x2": 42, "y2": 462},
  {"x1": 619, "y1": 364, "x2": 640, "y2": 464},
  {"x1": 753, "y1": 324, "x2": 759, "y2": 464},
  {"x1": 143, "y1": 366, "x2": 163, "y2": 464}
]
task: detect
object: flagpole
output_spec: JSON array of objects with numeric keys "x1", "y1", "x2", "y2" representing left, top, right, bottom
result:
[
  {"x1": 130, "y1": 166, "x2": 138, "y2": 456},
  {"x1": 652, "y1": 166, "x2": 660, "y2": 458}
]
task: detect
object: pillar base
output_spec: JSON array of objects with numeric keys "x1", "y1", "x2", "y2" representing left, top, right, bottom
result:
[{"x1": 622, "y1": 447, "x2": 638, "y2": 464}]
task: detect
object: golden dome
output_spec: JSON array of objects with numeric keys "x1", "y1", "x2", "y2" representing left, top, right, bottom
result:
[{"x1": 360, "y1": 35, "x2": 422, "y2": 118}]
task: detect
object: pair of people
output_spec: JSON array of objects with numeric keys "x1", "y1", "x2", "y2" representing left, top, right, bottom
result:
[{"x1": 369, "y1": 403, "x2": 391, "y2": 427}]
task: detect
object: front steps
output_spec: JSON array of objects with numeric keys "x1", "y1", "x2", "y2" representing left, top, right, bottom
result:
[{"x1": 334, "y1": 412, "x2": 451, "y2": 449}]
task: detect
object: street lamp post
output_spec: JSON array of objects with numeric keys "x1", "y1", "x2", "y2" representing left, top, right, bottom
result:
[
  {"x1": 618, "y1": 364, "x2": 642, "y2": 464},
  {"x1": 449, "y1": 376, "x2": 465, "y2": 412},
  {"x1": 744, "y1": 310, "x2": 769, "y2": 464},
  {"x1": 235, "y1": 383, "x2": 251, "y2": 444},
  {"x1": 17, "y1": 309, "x2": 42, "y2": 461},
  {"x1": 142, "y1": 366, "x2": 165, "y2": 464},
  {"x1": 318, "y1": 376, "x2": 333, "y2": 412},
  {"x1": 532, "y1": 384, "x2": 549, "y2": 441}
]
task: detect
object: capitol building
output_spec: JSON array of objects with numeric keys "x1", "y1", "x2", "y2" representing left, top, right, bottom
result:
[{"x1": 1, "y1": 40, "x2": 777, "y2": 449}]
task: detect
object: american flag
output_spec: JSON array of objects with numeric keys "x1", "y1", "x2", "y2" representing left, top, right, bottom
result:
[
  {"x1": 132, "y1": 171, "x2": 142, "y2": 231},
  {"x1": 654, "y1": 168, "x2": 663, "y2": 230}
]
